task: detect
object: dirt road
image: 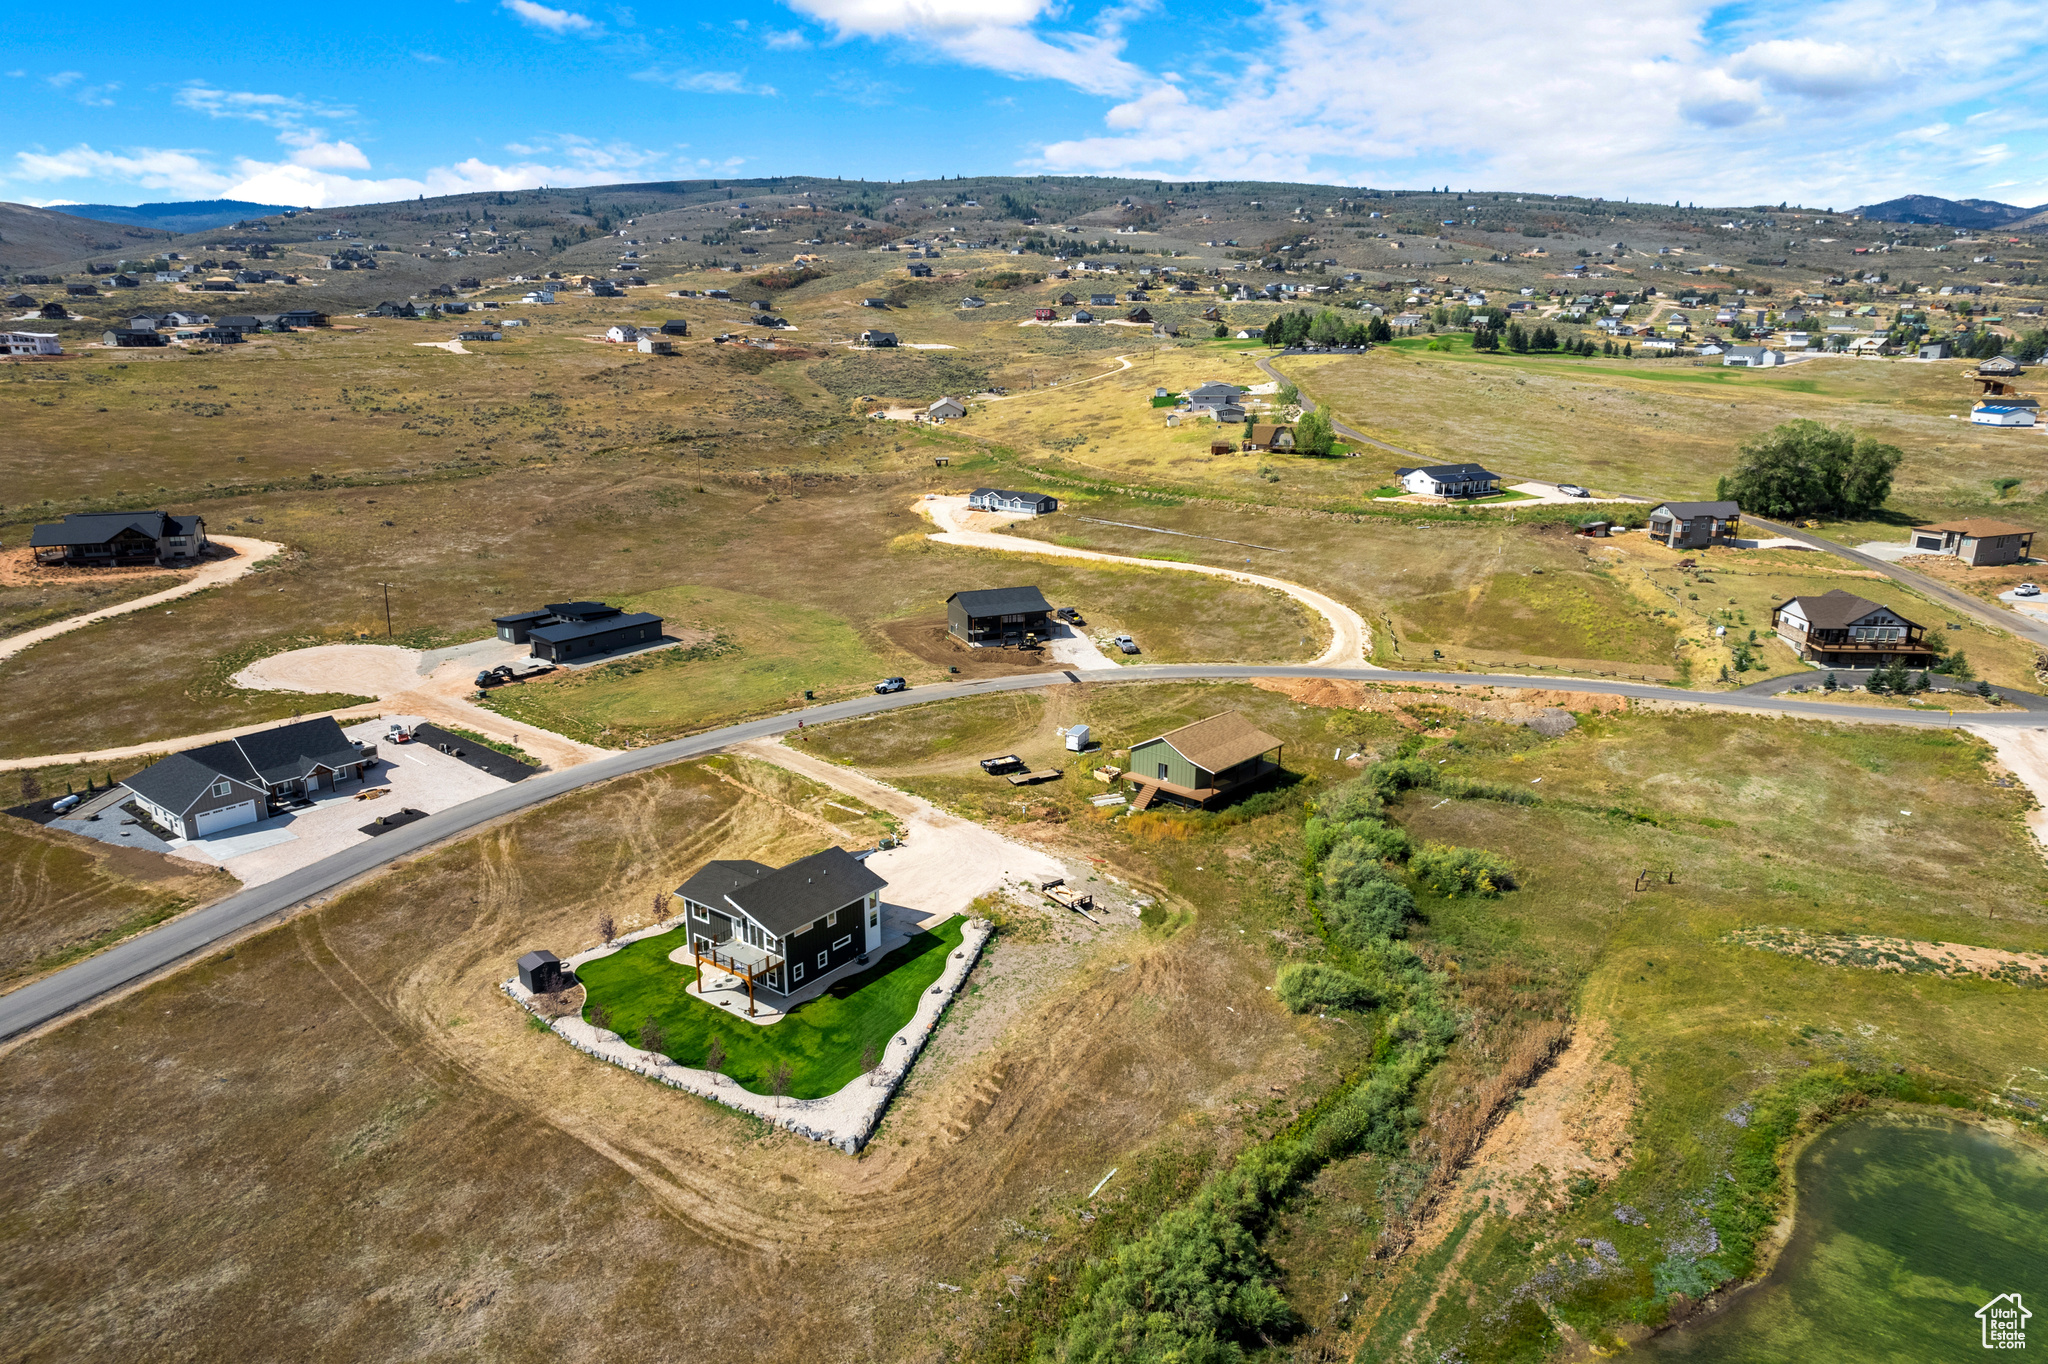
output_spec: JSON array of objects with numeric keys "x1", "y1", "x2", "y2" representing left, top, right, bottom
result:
[
  {"x1": 919, "y1": 494, "x2": 1372, "y2": 665},
  {"x1": 733, "y1": 737, "x2": 1065, "y2": 923},
  {"x1": 0, "y1": 641, "x2": 609, "y2": 773},
  {"x1": 0, "y1": 536, "x2": 284, "y2": 666}
]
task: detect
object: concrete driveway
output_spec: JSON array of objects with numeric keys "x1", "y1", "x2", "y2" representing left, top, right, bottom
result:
[{"x1": 164, "y1": 718, "x2": 514, "y2": 886}]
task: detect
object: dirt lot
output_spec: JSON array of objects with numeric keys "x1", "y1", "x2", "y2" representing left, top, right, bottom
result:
[{"x1": 879, "y1": 615, "x2": 1066, "y2": 679}]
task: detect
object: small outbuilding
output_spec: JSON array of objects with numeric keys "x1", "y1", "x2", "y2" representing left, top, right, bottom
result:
[{"x1": 517, "y1": 950, "x2": 569, "y2": 994}]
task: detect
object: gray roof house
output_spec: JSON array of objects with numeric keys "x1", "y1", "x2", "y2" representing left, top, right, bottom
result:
[
  {"x1": 491, "y1": 600, "x2": 664, "y2": 661},
  {"x1": 675, "y1": 847, "x2": 888, "y2": 1011},
  {"x1": 860, "y1": 329, "x2": 898, "y2": 347},
  {"x1": 29, "y1": 510, "x2": 208, "y2": 566},
  {"x1": 1397, "y1": 464, "x2": 1502, "y2": 498},
  {"x1": 967, "y1": 488, "x2": 1058, "y2": 515},
  {"x1": 946, "y1": 585, "x2": 1054, "y2": 647},
  {"x1": 1647, "y1": 500, "x2": 1741, "y2": 548},
  {"x1": 122, "y1": 716, "x2": 375, "y2": 840}
]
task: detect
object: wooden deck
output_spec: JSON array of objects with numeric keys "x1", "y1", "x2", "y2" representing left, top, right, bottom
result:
[{"x1": 1122, "y1": 757, "x2": 1281, "y2": 810}]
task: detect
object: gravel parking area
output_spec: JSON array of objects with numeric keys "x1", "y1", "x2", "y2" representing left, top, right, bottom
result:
[{"x1": 164, "y1": 717, "x2": 513, "y2": 886}]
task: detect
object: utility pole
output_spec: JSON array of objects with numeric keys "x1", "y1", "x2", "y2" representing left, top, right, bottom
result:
[{"x1": 378, "y1": 583, "x2": 393, "y2": 637}]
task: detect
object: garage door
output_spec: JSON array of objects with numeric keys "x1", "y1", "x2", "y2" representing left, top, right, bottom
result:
[{"x1": 194, "y1": 800, "x2": 259, "y2": 837}]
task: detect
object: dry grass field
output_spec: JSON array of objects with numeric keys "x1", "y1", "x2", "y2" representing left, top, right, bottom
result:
[
  {"x1": 0, "y1": 819, "x2": 236, "y2": 992},
  {"x1": 1285, "y1": 347, "x2": 2048, "y2": 515},
  {"x1": 0, "y1": 710, "x2": 1367, "y2": 1364}
]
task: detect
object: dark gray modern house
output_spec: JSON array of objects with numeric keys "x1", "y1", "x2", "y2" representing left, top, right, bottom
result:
[
  {"x1": 121, "y1": 716, "x2": 375, "y2": 839},
  {"x1": 946, "y1": 585, "x2": 1054, "y2": 648},
  {"x1": 491, "y1": 601, "x2": 663, "y2": 661},
  {"x1": 29, "y1": 510, "x2": 208, "y2": 566},
  {"x1": 675, "y1": 847, "x2": 887, "y2": 1014},
  {"x1": 1770, "y1": 589, "x2": 1935, "y2": 669}
]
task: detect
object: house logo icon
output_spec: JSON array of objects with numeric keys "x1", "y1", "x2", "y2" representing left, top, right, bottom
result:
[{"x1": 1979, "y1": 1293, "x2": 2031, "y2": 1349}]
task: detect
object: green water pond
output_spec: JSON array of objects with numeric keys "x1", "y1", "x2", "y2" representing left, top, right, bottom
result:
[{"x1": 1654, "y1": 1113, "x2": 2047, "y2": 1362}]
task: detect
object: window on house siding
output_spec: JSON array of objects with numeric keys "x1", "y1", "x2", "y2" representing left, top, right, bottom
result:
[
  {"x1": 826, "y1": 910, "x2": 838, "y2": 927},
  {"x1": 212, "y1": 779, "x2": 232, "y2": 797},
  {"x1": 833, "y1": 935, "x2": 852, "y2": 950},
  {"x1": 869, "y1": 908, "x2": 879, "y2": 929},
  {"x1": 817, "y1": 951, "x2": 828, "y2": 970},
  {"x1": 792, "y1": 962, "x2": 804, "y2": 981}
]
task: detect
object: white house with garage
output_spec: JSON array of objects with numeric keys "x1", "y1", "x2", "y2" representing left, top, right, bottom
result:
[{"x1": 1395, "y1": 463, "x2": 1503, "y2": 498}]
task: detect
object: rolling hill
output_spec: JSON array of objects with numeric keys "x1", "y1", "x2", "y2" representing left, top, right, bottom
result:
[
  {"x1": 1854, "y1": 194, "x2": 2046, "y2": 229},
  {"x1": 47, "y1": 199, "x2": 300, "y2": 234}
]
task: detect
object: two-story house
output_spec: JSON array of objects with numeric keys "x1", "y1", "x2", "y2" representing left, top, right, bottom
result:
[
  {"x1": 1770, "y1": 589, "x2": 1935, "y2": 668},
  {"x1": 676, "y1": 847, "x2": 887, "y2": 1014},
  {"x1": 1646, "y1": 500, "x2": 1740, "y2": 548}
]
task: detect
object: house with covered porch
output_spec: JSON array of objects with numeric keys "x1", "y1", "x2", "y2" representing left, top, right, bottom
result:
[
  {"x1": 1124, "y1": 711, "x2": 1284, "y2": 810},
  {"x1": 675, "y1": 847, "x2": 887, "y2": 1015},
  {"x1": 1770, "y1": 589, "x2": 1935, "y2": 669}
]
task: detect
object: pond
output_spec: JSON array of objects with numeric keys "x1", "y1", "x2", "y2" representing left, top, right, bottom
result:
[{"x1": 1654, "y1": 1113, "x2": 2048, "y2": 1362}]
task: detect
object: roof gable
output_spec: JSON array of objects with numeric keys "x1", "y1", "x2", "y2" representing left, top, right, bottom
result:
[
  {"x1": 1140, "y1": 711, "x2": 1282, "y2": 774},
  {"x1": 235, "y1": 716, "x2": 361, "y2": 784},
  {"x1": 721, "y1": 847, "x2": 887, "y2": 938},
  {"x1": 948, "y1": 585, "x2": 1051, "y2": 616},
  {"x1": 1783, "y1": 588, "x2": 1918, "y2": 631}
]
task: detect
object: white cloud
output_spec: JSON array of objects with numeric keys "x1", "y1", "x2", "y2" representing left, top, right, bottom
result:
[
  {"x1": 1004, "y1": 0, "x2": 2048, "y2": 206},
  {"x1": 763, "y1": 27, "x2": 810, "y2": 48},
  {"x1": 502, "y1": 0, "x2": 599, "y2": 34},
  {"x1": 412, "y1": 50, "x2": 447, "y2": 63},
  {"x1": 1727, "y1": 38, "x2": 1890, "y2": 100},
  {"x1": 288, "y1": 139, "x2": 373, "y2": 170},
  {"x1": 46, "y1": 71, "x2": 83, "y2": 89},
  {"x1": 176, "y1": 84, "x2": 355, "y2": 128},
  {"x1": 10, "y1": 137, "x2": 676, "y2": 210},
  {"x1": 784, "y1": 0, "x2": 1147, "y2": 96},
  {"x1": 633, "y1": 67, "x2": 778, "y2": 96}
]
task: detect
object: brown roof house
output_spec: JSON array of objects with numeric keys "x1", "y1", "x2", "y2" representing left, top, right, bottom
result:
[
  {"x1": 1124, "y1": 711, "x2": 1284, "y2": 810},
  {"x1": 1770, "y1": 589, "x2": 1934, "y2": 668},
  {"x1": 1906, "y1": 519, "x2": 2035, "y2": 567},
  {"x1": 1243, "y1": 424, "x2": 1296, "y2": 453}
]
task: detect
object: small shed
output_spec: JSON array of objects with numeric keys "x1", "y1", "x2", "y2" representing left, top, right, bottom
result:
[{"x1": 518, "y1": 950, "x2": 567, "y2": 994}]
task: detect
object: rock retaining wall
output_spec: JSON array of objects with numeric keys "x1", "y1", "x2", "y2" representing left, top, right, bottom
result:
[{"x1": 503, "y1": 917, "x2": 994, "y2": 1154}]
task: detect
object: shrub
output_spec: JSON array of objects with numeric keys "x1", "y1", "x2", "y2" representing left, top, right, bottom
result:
[
  {"x1": 1411, "y1": 843, "x2": 1518, "y2": 897},
  {"x1": 1345, "y1": 816, "x2": 1413, "y2": 863},
  {"x1": 1316, "y1": 777, "x2": 1386, "y2": 824},
  {"x1": 1364, "y1": 757, "x2": 1436, "y2": 800},
  {"x1": 1276, "y1": 961, "x2": 1378, "y2": 1014},
  {"x1": 1326, "y1": 877, "x2": 1416, "y2": 947}
]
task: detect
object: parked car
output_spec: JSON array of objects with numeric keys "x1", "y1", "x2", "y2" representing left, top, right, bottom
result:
[
  {"x1": 1114, "y1": 634, "x2": 1140, "y2": 655},
  {"x1": 1556, "y1": 483, "x2": 1590, "y2": 498},
  {"x1": 2018, "y1": 583, "x2": 2040, "y2": 597},
  {"x1": 1056, "y1": 606, "x2": 1085, "y2": 624},
  {"x1": 875, "y1": 676, "x2": 907, "y2": 694}
]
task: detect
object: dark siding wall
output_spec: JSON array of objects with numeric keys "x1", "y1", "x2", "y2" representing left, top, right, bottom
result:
[{"x1": 782, "y1": 898, "x2": 867, "y2": 987}]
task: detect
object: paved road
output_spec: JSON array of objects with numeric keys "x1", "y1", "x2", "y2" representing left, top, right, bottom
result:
[
  {"x1": 1742, "y1": 515, "x2": 2048, "y2": 650},
  {"x1": 8, "y1": 661, "x2": 2046, "y2": 1043}
]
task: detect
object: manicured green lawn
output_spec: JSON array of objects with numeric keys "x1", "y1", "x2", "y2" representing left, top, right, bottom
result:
[{"x1": 576, "y1": 916, "x2": 964, "y2": 1099}]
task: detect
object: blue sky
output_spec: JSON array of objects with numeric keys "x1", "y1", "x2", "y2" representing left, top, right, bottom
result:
[{"x1": 4, "y1": 0, "x2": 2046, "y2": 210}]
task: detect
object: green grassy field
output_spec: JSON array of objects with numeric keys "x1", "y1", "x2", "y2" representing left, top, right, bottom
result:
[{"x1": 575, "y1": 917, "x2": 964, "y2": 1098}]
